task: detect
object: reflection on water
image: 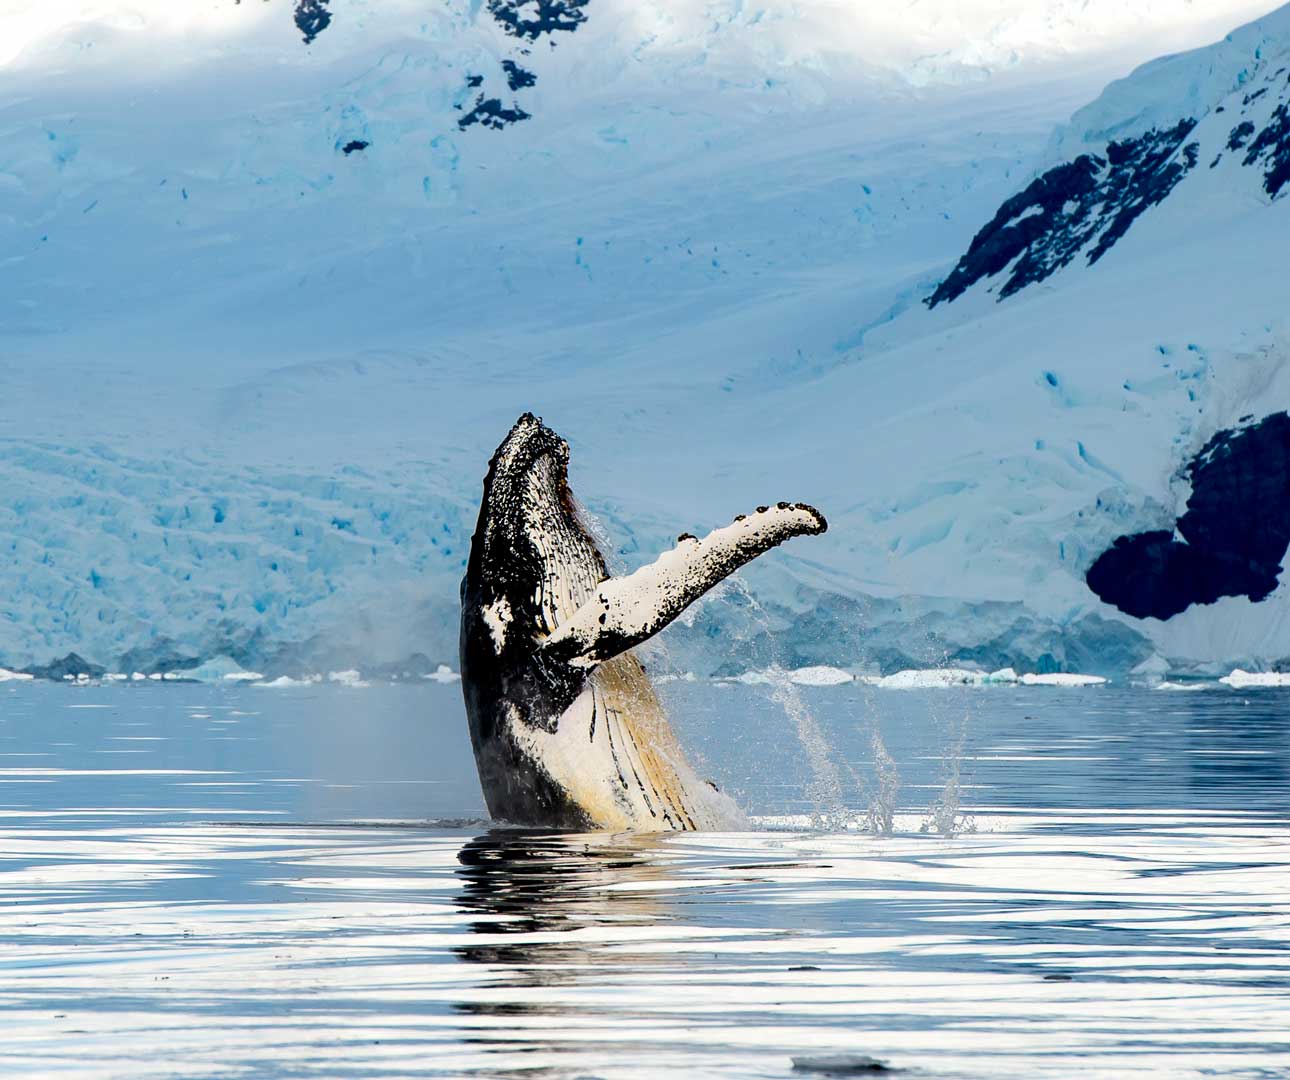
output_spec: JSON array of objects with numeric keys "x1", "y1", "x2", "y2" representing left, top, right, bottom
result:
[
  {"x1": 0, "y1": 812, "x2": 1285, "y2": 1077},
  {"x1": 457, "y1": 829, "x2": 668, "y2": 930},
  {"x1": 455, "y1": 829, "x2": 669, "y2": 968},
  {"x1": 453, "y1": 828, "x2": 674, "y2": 1058},
  {"x1": 0, "y1": 681, "x2": 1288, "y2": 1078}
]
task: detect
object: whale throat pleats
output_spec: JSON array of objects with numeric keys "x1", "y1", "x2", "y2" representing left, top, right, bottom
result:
[{"x1": 522, "y1": 452, "x2": 604, "y2": 634}]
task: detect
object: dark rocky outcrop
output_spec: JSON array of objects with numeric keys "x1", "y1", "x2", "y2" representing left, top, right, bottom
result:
[
  {"x1": 927, "y1": 120, "x2": 1198, "y2": 307},
  {"x1": 501, "y1": 60, "x2": 537, "y2": 92},
  {"x1": 452, "y1": 13, "x2": 555, "y2": 133},
  {"x1": 293, "y1": 0, "x2": 331, "y2": 45},
  {"x1": 22, "y1": 652, "x2": 106, "y2": 681},
  {"x1": 1243, "y1": 103, "x2": 1290, "y2": 197},
  {"x1": 1227, "y1": 120, "x2": 1256, "y2": 151},
  {"x1": 458, "y1": 97, "x2": 532, "y2": 131},
  {"x1": 1087, "y1": 412, "x2": 1290, "y2": 619},
  {"x1": 116, "y1": 640, "x2": 201, "y2": 675},
  {"x1": 485, "y1": 0, "x2": 590, "y2": 41},
  {"x1": 340, "y1": 139, "x2": 369, "y2": 155}
]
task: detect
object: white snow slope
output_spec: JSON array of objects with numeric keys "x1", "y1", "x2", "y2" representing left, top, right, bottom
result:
[{"x1": 0, "y1": 0, "x2": 1286, "y2": 675}]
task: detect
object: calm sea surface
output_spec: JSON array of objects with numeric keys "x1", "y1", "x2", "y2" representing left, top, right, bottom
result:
[{"x1": 1, "y1": 680, "x2": 1287, "y2": 1079}]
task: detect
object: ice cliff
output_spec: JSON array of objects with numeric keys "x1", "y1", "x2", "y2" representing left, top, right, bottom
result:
[{"x1": 1, "y1": 0, "x2": 1287, "y2": 677}]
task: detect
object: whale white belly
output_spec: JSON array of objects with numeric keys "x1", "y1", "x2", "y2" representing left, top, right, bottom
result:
[{"x1": 509, "y1": 653, "x2": 746, "y2": 831}]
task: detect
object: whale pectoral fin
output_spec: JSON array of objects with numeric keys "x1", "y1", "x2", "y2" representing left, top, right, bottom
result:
[{"x1": 540, "y1": 503, "x2": 826, "y2": 669}]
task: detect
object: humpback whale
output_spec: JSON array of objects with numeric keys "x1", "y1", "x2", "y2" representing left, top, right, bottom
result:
[{"x1": 459, "y1": 413, "x2": 826, "y2": 831}]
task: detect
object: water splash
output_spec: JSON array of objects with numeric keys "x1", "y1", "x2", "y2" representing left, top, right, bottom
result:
[
  {"x1": 763, "y1": 664, "x2": 852, "y2": 831},
  {"x1": 922, "y1": 706, "x2": 974, "y2": 836},
  {"x1": 725, "y1": 579, "x2": 856, "y2": 831},
  {"x1": 866, "y1": 724, "x2": 899, "y2": 835}
]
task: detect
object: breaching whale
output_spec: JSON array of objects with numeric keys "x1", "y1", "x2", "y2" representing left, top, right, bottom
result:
[{"x1": 459, "y1": 413, "x2": 827, "y2": 831}]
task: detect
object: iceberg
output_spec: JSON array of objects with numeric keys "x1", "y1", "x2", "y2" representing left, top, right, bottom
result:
[
  {"x1": 865, "y1": 668, "x2": 989, "y2": 689},
  {"x1": 327, "y1": 670, "x2": 370, "y2": 688},
  {"x1": 1219, "y1": 669, "x2": 1290, "y2": 688},
  {"x1": 722, "y1": 666, "x2": 855, "y2": 687},
  {"x1": 856, "y1": 667, "x2": 1103, "y2": 688},
  {"x1": 787, "y1": 666, "x2": 856, "y2": 687},
  {"x1": 253, "y1": 675, "x2": 324, "y2": 688},
  {"x1": 1018, "y1": 673, "x2": 1107, "y2": 687}
]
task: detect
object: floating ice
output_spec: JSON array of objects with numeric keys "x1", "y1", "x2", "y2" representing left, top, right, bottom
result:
[
  {"x1": 0, "y1": 668, "x2": 34, "y2": 682},
  {"x1": 731, "y1": 666, "x2": 857, "y2": 686},
  {"x1": 423, "y1": 664, "x2": 461, "y2": 684},
  {"x1": 1018, "y1": 673, "x2": 1107, "y2": 687},
  {"x1": 327, "y1": 669, "x2": 370, "y2": 688},
  {"x1": 864, "y1": 668, "x2": 995, "y2": 689},
  {"x1": 857, "y1": 667, "x2": 1104, "y2": 688},
  {"x1": 253, "y1": 675, "x2": 324, "y2": 688},
  {"x1": 727, "y1": 670, "x2": 776, "y2": 686},
  {"x1": 1219, "y1": 669, "x2": 1290, "y2": 688},
  {"x1": 875, "y1": 668, "x2": 969, "y2": 688},
  {"x1": 787, "y1": 665, "x2": 856, "y2": 686}
]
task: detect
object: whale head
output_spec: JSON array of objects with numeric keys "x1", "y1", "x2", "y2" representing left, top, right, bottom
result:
[{"x1": 461, "y1": 413, "x2": 607, "y2": 662}]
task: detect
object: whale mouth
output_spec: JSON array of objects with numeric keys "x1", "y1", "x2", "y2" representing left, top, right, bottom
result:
[
  {"x1": 472, "y1": 414, "x2": 607, "y2": 634},
  {"x1": 489, "y1": 413, "x2": 569, "y2": 483},
  {"x1": 480, "y1": 415, "x2": 573, "y2": 539}
]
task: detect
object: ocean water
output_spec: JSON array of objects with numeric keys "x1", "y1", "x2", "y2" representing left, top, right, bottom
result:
[{"x1": 1, "y1": 680, "x2": 1288, "y2": 1079}]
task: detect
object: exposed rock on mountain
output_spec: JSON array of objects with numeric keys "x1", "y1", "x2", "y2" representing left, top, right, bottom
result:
[
  {"x1": 1087, "y1": 413, "x2": 1290, "y2": 619},
  {"x1": 929, "y1": 9, "x2": 1290, "y2": 306},
  {"x1": 926, "y1": 120, "x2": 1199, "y2": 305},
  {"x1": 294, "y1": 0, "x2": 331, "y2": 45}
]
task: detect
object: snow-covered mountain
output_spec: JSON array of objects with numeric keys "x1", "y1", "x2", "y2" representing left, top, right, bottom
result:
[
  {"x1": 1, "y1": 0, "x2": 1286, "y2": 677},
  {"x1": 903, "y1": 3, "x2": 1290, "y2": 672}
]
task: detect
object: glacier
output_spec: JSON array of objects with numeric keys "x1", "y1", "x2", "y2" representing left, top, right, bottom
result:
[{"x1": 1, "y1": 0, "x2": 1289, "y2": 679}]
